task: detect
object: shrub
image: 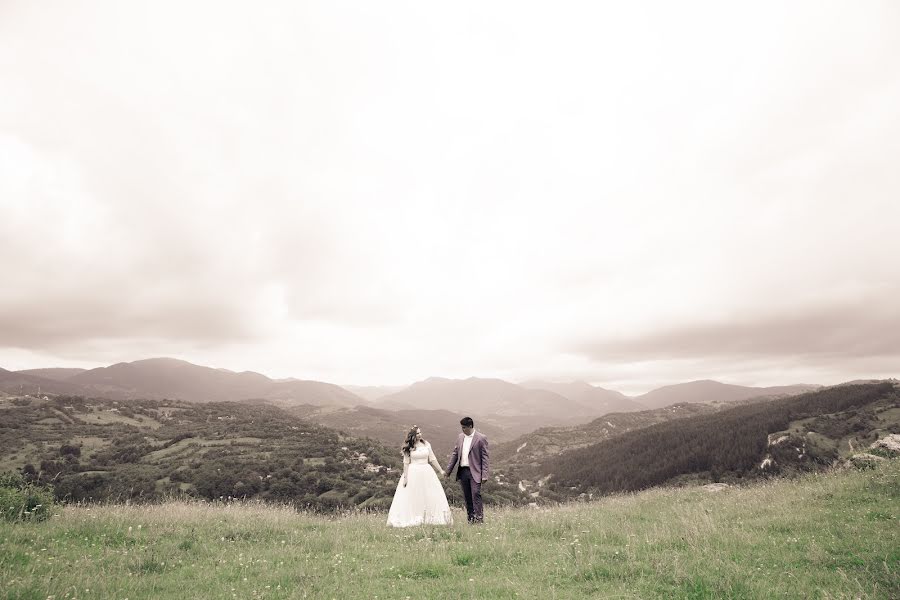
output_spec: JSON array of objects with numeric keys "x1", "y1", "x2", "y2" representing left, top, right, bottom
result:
[
  {"x1": 848, "y1": 453, "x2": 886, "y2": 470},
  {"x1": 59, "y1": 443, "x2": 82, "y2": 458},
  {"x1": 0, "y1": 472, "x2": 56, "y2": 522}
]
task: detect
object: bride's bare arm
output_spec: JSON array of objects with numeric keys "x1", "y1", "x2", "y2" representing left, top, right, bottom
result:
[
  {"x1": 402, "y1": 452, "x2": 410, "y2": 486},
  {"x1": 427, "y1": 443, "x2": 442, "y2": 472}
]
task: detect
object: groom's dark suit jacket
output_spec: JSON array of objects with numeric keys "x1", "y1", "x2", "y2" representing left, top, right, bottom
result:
[{"x1": 446, "y1": 431, "x2": 489, "y2": 484}]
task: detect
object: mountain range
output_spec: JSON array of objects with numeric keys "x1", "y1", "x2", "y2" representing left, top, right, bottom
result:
[
  {"x1": 2, "y1": 358, "x2": 822, "y2": 433},
  {"x1": 519, "y1": 380, "x2": 644, "y2": 413},
  {"x1": 288, "y1": 404, "x2": 507, "y2": 456},
  {"x1": 3, "y1": 358, "x2": 361, "y2": 407},
  {"x1": 370, "y1": 376, "x2": 650, "y2": 438},
  {"x1": 632, "y1": 379, "x2": 821, "y2": 409},
  {"x1": 3, "y1": 358, "x2": 894, "y2": 513},
  {"x1": 342, "y1": 385, "x2": 406, "y2": 402}
]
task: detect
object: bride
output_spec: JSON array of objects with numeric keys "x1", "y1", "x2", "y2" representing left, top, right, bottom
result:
[{"x1": 387, "y1": 426, "x2": 453, "y2": 527}]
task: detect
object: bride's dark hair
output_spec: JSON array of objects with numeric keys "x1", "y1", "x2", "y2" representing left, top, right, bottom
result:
[{"x1": 401, "y1": 426, "x2": 425, "y2": 456}]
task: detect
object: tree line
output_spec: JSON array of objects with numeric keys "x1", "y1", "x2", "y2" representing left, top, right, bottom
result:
[
  {"x1": 2, "y1": 395, "x2": 529, "y2": 511},
  {"x1": 543, "y1": 383, "x2": 897, "y2": 496}
]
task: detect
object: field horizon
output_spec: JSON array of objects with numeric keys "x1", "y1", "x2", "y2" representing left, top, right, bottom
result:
[{"x1": 2, "y1": 460, "x2": 898, "y2": 599}]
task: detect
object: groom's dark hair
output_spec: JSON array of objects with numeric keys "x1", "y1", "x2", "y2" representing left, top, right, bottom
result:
[{"x1": 460, "y1": 417, "x2": 474, "y2": 428}]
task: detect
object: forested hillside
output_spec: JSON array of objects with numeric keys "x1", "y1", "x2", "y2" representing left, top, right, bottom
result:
[
  {"x1": 0, "y1": 395, "x2": 399, "y2": 510},
  {"x1": 0, "y1": 395, "x2": 528, "y2": 510},
  {"x1": 289, "y1": 404, "x2": 506, "y2": 456},
  {"x1": 494, "y1": 402, "x2": 721, "y2": 471},
  {"x1": 540, "y1": 383, "x2": 899, "y2": 499}
]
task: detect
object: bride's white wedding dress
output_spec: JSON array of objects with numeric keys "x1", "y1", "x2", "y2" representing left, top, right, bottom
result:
[{"x1": 387, "y1": 441, "x2": 453, "y2": 527}]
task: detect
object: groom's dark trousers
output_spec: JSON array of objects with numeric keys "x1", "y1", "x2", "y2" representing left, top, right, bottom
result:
[{"x1": 457, "y1": 467, "x2": 483, "y2": 523}]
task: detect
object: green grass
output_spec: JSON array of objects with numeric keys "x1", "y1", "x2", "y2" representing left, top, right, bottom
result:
[
  {"x1": 142, "y1": 437, "x2": 264, "y2": 462},
  {"x1": 1, "y1": 462, "x2": 897, "y2": 599},
  {"x1": 80, "y1": 409, "x2": 157, "y2": 428}
]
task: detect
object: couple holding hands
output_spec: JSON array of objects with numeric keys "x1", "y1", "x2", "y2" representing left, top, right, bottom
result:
[{"x1": 386, "y1": 416, "x2": 489, "y2": 527}]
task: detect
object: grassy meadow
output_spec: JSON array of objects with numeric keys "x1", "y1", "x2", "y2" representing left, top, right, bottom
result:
[{"x1": 2, "y1": 462, "x2": 898, "y2": 600}]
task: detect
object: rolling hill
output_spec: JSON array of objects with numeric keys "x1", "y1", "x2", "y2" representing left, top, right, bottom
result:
[
  {"x1": 634, "y1": 379, "x2": 820, "y2": 410},
  {"x1": 5, "y1": 360, "x2": 825, "y2": 427},
  {"x1": 0, "y1": 368, "x2": 92, "y2": 396},
  {"x1": 536, "y1": 382, "x2": 899, "y2": 500},
  {"x1": 493, "y1": 402, "x2": 725, "y2": 472},
  {"x1": 15, "y1": 368, "x2": 87, "y2": 381},
  {"x1": 7, "y1": 358, "x2": 362, "y2": 407},
  {"x1": 289, "y1": 404, "x2": 507, "y2": 457},
  {"x1": 342, "y1": 385, "x2": 405, "y2": 401},
  {"x1": 2, "y1": 460, "x2": 898, "y2": 600},
  {"x1": 0, "y1": 393, "x2": 528, "y2": 509},
  {"x1": 519, "y1": 380, "x2": 645, "y2": 413},
  {"x1": 372, "y1": 376, "x2": 617, "y2": 437},
  {"x1": 0, "y1": 394, "x2": 399, "y2": 510}
]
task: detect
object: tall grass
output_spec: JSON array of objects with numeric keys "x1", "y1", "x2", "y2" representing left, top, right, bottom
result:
[{"x1": 1, "y1": 462, "x2": 897, "y2": 599}]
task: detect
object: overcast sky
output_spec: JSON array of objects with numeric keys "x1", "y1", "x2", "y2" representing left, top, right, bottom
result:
[{"x1": 1, "y1": 1, "x2": 898, "y2": 394}]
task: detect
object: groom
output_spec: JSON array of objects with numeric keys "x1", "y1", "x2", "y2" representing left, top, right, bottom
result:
[{"x1": 445, "y1": 416, "x2": 489, "y2": 524}]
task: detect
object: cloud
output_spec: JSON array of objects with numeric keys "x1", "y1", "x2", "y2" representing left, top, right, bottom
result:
[
  {"x1": 1, "y1": 2, "x2": 899, "y2": 388},
  {"x1": 0, "y1": 133, "x2": 285, "y2": 350},
  {"x1": 572, "y1": 292, "x2": 900, "y2": 363}
]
